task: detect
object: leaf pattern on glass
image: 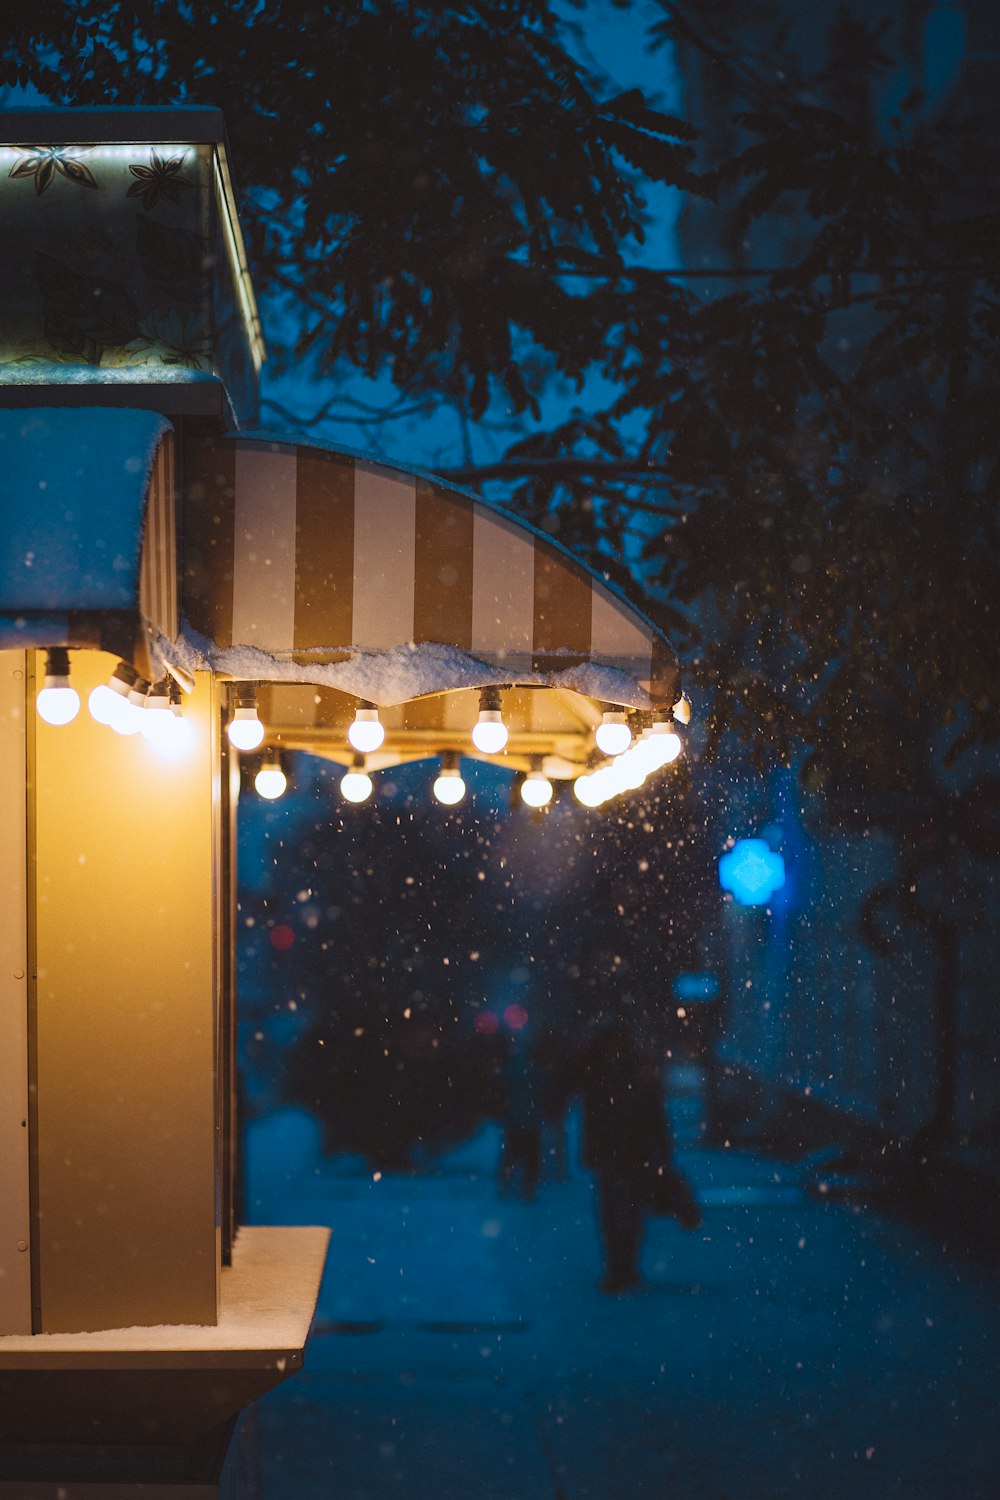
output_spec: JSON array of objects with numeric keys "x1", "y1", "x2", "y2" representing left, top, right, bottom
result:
[
  {"x1": 126, "y1": 150, "x2": 194, "y2": 211},
  {"x1": 127, "y1": 310, "x2": 212, "y2": 370},
  {"x1": 9, "y1": 146, "x2": 98, "y2": 195}
]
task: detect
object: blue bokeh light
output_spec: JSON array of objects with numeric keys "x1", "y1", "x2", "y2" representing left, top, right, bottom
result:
[{"x1": 719, "y1": 839, "x2": 786, "y2": 907}]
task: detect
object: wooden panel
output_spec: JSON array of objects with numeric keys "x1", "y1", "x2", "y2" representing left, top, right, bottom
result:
[
  {"x1": 0, "y1": 653, "x2": 31, "y2": 1334},
  {"x1": 30, "y1": 652, "x2": 220, "y2": 1333}
]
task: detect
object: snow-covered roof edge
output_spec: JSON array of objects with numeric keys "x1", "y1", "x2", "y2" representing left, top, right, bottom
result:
[{"x1": 166, "y1": 628, "x2": 661, "y2": 712}]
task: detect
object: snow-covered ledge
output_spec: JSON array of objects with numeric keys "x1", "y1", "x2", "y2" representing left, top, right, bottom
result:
[{"x1": 0, "y1": 1225, "x2": 329, "y2": 1488}]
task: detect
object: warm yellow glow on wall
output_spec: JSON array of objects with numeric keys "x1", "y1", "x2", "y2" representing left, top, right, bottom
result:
[{"x1": 29, "y1": 650, "x2": 221, "y2": 1333}]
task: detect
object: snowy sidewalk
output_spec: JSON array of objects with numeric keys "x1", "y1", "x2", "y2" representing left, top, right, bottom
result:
[{"x1": 245, "y1": 1112, "x2": 1000, "y2": 1498}]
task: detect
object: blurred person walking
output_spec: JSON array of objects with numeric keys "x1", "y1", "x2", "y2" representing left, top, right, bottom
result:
[{"x1": 581, "y1": 1020, "x2": 700, "y2": 1292}]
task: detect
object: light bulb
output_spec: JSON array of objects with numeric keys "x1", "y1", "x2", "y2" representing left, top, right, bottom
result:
[
  {"x1": 574, "y1": 774, "x2": 604, "y2": 807},
  {"x1": 595, "y1": 711, "x2": 631, "y2": 757},
  {"x1": 164, "y1": 705, "x2": 194, "y2": 755},
  {"x1": 141, "y1": 681, "x2": 171, "y2": 739},
  {"x1": 36, "y1": 648, "x2": 80, "y2": 725},
  {"x1": 255, "y1": 756, "x2": 287, "y2": 800},
  {"x1": 37, "y1": 684, "x2": 80, "y2": 725},
  {"x1": 37, "y1": 684, "x2": 80, "y2": 726},
  {"x1": 348, "y1": 705, "x2": 385, "y2": 753},
  {"x1": 90, "y1": 661, "x2": 139, "y2": 727},
  {"x1": 472, "y1": 710, "x2": 508, "y2": 754},
  {"x1": 88, "y1": 683, "x2": 119, "y2": 725},
  {"x1": 655, "y1": 729, "x2": 682, "y2": 765},
  {"x1": 673, "y1": 694, "x2": 692, "y2": 725},
  {"x1": 520, "y1": 771, "x2": 553, "y2": 808},
  {"x1": 642, "y1": 718, "x2": 682, "y2": 768},
  {"x1": 585, "y1": 766, "x2": 617, "y2": 805},
  {"x1": 340, "y1": 768, "x2": 373, "y2": 803},
  {"x1": 433, "y1": 754, "x2": 466, "y2": 805},
  {"x1": 228, "y1": 704, "x2": 265, "y2": 751},
  {"x1": 107, "y1": 692, "x2": 144, "y2": 735}
]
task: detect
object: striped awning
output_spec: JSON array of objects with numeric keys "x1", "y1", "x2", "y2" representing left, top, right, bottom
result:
[
  {"x1": 180, "y1": 433, "x2": 678, "y2": 711},
  {"x1": 0, "y1": 408, "x2": 177, "y2": 682}
]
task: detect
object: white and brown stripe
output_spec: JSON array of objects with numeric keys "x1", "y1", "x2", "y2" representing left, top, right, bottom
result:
[
  {"x1": 182, "y1": 436, "x2": 676, "y2": 704},
  {"x1": 138, "y1": 430, "x2": 178, "y2": 642}
]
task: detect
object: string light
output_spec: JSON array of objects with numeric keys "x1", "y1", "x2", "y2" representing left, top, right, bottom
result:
[
  {"x1": 227, "y1": 683, "x2": 265, "y2": 751},
  {"x1": 520, "y1": 765, "x2": 553, "y2": 808},
  {"x1": 340, "y1": 755, "x2": 373, "y2": 803},
  {"x1": 433, "y1": 751, "x2": 466, "y2": 805},
  {"x1": 471, "y1": 685, "x2": 509, "y2": 754},
  {"x1": 90, "y1": 660, "x2": 142, "y2": 734},
  {"x1": 348, "y1": 703, "x2": 385, "y2": 753},
  {"x1": 594, "y1": 709, "x2": 631, "y2": 757},
  {"x1": 36, "y1": 648, "x2": 80, "y2": 726},
  {"x1": 255, "y1": 752, "x2": 287, "y2": 800}
]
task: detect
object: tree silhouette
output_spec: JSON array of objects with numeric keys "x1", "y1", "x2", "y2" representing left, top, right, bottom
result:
[{"x1": 5, "y1": 0, "x2": 997, "y2": 799}]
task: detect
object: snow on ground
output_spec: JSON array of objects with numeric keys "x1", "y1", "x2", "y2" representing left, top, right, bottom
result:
[{"x1": 244, "y1": 1110, "x2": 1000, "y2": 1499}]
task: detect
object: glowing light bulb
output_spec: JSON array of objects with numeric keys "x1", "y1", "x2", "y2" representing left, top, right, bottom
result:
[
  {"x1": 37, "y1": 684, "x2": 80, "y2": 725},
  {"x1": 595, "y1": 711, "x2": 631, "y2": 757},
  {"x1": 228, "y1": 704, "x2": 265, "y2": 751},
  {"x1": 36, "y1": 648, "x2": 79, "y2": 725},
  {"x1": 574, "y1": 774, "x2": 604, "y2": 807},
  {"x1": 107, "y1": 692, "x2": 144, "y2": 735},
  {"x1": 163, "y1": 705, "x2": 194, "y2": 755},
  {"x1": 88, "y1": 683, "x2": 119, "y2": 725},
  {"x1": 472, "y1": 711, "x2": 508, "y2": 755},
  {"x1": 433, "y1": 753, "x2": 466, "y2": 805},
  {"x1": 348, "y1": 705, "x2": 385, "y2": 753},
  {"x1": 585, "y1": 766, "x2": 617, "y2": 805},
  {"x1": 340, "y1": 768, "x2": 373, "y2": 803},
  {"x1": 141, "y1": 681, "x2": 172, "y2": 740},
  {"x1": 255, "y1": 756, "x2": 287, "y2": 800},
  {"x1": 471, "y1": 686, "x2": 509, "y2": 754},
  {"x1": 642, "y1": 718, "x2": 682, "y2": 768},
  {"x1": 520, "y1": 771, "x2": 553, "y2": 808}
]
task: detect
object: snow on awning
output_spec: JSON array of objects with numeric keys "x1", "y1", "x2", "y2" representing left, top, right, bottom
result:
[
  {"x1": 179, "y1": 433, "x2": 678, "y2": 711},
  {"x1": 0, "y1": 408, "x2": 177, "y2": 681}
]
